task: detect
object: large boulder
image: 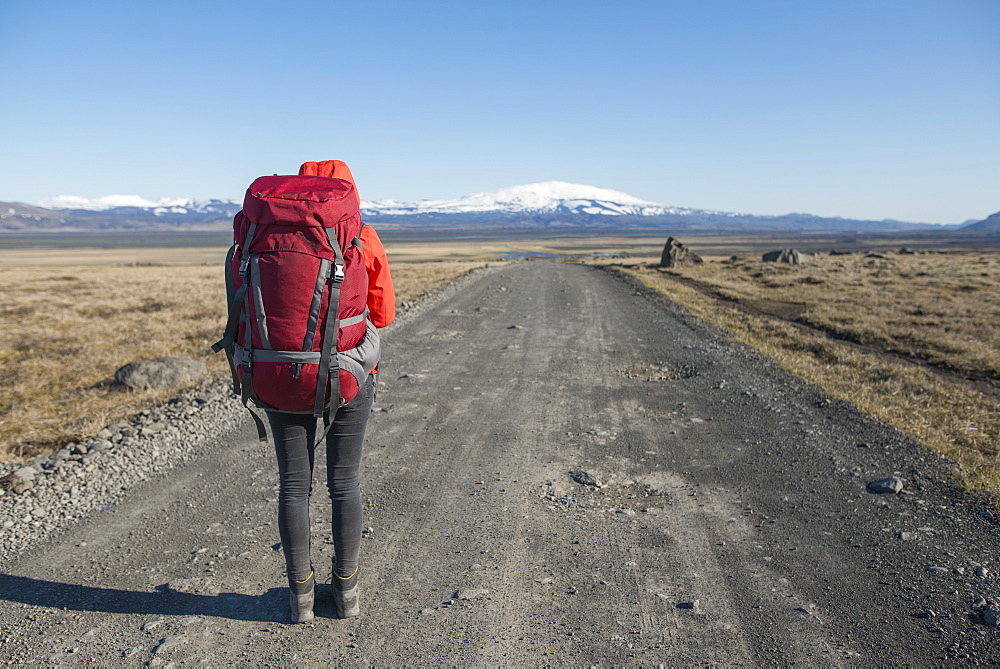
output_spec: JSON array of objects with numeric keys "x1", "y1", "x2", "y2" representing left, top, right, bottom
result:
[
  {"x1": 762, "y1": 248, "x2": 805, "y2": 264},
  {"x1": 115, "y1": 357, "x2": 207, "y2": 390},
  {"x1": 659, "y1": 237, "x2": 703, "y2": 268}
]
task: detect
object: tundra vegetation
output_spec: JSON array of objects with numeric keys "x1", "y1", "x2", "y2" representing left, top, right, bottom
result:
[
  {"x1": 0, "y1": 255, "x2": 488, "y2": 460},
  {"x1": 618, "y1": 249, "x2": 1000, "y2": 497}
]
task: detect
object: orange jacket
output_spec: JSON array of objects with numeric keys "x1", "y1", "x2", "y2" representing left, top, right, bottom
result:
[{"x1": 298, "y1": 160, "x2": 395, "y2": 328}]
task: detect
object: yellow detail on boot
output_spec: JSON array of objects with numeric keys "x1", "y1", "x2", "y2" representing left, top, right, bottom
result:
[
  {"x1": 294, "y1": 570, "x2": 314, "y2": 584},
  {"x1": 335, "y1": 566, "x2": 359, "y2": 580}
]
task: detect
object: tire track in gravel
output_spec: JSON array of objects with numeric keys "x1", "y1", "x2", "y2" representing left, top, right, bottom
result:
[{"x1": 0, "y1": 260, "x2": 997, "y2": 665}]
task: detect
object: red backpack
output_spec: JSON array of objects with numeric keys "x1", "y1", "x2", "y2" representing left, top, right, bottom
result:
[{"x1": 212, "y1": 174, "x2": 380, "y2": 440}]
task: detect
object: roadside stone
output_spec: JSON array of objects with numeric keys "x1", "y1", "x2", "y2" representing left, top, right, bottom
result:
[
  {"x1": 142, "y1": 619, "x2": 164, "y2": 632},
  {"x1": 659, "y1": 237, "x2": 703, "y2": 268},
  {"x1": 13, "y1": 467, "x2": 37, "y2": 481},
  {"x1": 972, "y1": 598, "x2": 988, "y2": 610},
  {"x1": 678, "y1": 599, "x2": 700, "y2": 610},
  {"x1": 418, "y1": 608, "x2": 437, "y2": 616},
  {"x1": 123, "y1": 647, "x2": 141, "y2": 659},
  {"x1": 115, "y1": 357, "x2": 207, "y2": 390},
  {"x1": 867, "y1": 477, "x2": 904, "y2": 494},
  {"x1": 0, "y1": 474, "x2": 23, "y2": 491},
  {"x1": 142, "y1": 423, "x2": 167, "y2": 437},
  {"x1": 762, "y1": 248, "x2": 805, "y2": 264},
  {"x1": 153, "y1": 636, "x2": 187, "y2": 654},
  {"x1": 982, "y1": 606, "x2": 1000, "y2": 627},
  {"x1": 976, "y1": 567, "x2": 989, "y2": 579},
  {"x1": 927, "y1": 566, "x2": 949, "y2": 575},
  {"x1": 569, "y1": 470, "x2": 600, "y2": 487}
]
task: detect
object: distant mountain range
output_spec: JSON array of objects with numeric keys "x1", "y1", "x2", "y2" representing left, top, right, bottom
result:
[{"x1": 1, "y1": 182, "x2": 996, "y2": 234}]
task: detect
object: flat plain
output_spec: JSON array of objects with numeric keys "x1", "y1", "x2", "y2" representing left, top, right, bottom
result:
[{"x1": 1, "y1": 234, "x2": 997, "y2": 501}]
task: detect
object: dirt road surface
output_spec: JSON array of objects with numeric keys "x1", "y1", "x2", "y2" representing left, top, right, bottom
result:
[{"x1": 1, "y1": 261, "x2": 997, "y2": 665}]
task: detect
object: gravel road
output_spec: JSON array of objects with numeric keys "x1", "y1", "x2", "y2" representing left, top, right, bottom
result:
[{"x1": 1, "y1": 261, "x2": 997, "y2": 665}]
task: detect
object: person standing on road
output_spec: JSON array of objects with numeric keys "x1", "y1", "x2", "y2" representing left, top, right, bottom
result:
[{"x1": 269, "y1": 160, "x2": 395, "y2": 622}]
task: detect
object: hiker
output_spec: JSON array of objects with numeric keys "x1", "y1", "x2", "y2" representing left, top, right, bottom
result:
[{"x1": 214, "y1": 160, "x2": 394, "y2": 623}]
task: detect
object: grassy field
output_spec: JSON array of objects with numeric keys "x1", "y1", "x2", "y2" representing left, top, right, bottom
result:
[
  {"x1": 0, "y1": 245, "x2": 489, "y2": 461},
  {"x1": 615, "y1": 248, "x2": 999, "y2": 497}
]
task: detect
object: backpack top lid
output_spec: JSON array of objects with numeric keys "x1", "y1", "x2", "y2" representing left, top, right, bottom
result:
[{"x1": 243, "y1": 174, "x2": 359, "y2": 229}]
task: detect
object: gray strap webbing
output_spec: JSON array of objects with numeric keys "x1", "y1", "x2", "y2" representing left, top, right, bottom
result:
[
  {"x1": 234, "y1": 348, "x2": 321, "y2": 366},
  {"x1": 338, "y1": 312, "x2": 367, "y2": 328},
  {"x1": 211, "y1": 281, "x2": 248, "y2": 353},
  {"x1": 240, "y1": 365, "x2": 268, "y2": 442},
  {"x1": 302, "y1": 259, "x2": 331, "y2": 352},
  {"x1": 314, "y1": 228, "x2": 344, "y2": 418},
  {"x1": 217, "y1": 244, "x2": 241, "y2": 394},
  {"x1": 351, "y1": 223, "x2": 366, "y2": 252},
  {"x1": 250, "y1": 255, "x2": 271, "y2": 349}
]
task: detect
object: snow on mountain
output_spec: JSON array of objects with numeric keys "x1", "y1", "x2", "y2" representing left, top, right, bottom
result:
[
  {"x1": 33, "y1": 181, "x2": 704, "y2": 219},
  {"x1": 38, "y1": 194, "x2": 241, "y2": 216},
  {"x1": 360, "y1": 181, "x2": 700, "y2": 217}
]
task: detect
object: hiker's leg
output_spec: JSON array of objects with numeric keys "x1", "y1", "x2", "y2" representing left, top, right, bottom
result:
[
  {"x1": 269, "y1": 412, "x2": 317, "y2": 582},
  {"x1": 326, "y1": 375, "x2": 374, "y2": 577}
]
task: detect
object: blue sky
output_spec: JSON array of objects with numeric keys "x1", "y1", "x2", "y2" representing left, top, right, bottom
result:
[{"x1": 1, "y1": 0, "x2": 996, "y2": 223}]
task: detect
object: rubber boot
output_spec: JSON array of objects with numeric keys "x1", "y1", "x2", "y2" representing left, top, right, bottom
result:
[
  {"x1": 289, "y1": 570, "x2": 315, "y2": 623},
  {"x1": 333, "y1": 564, "x2": 359, "y2": 619}
]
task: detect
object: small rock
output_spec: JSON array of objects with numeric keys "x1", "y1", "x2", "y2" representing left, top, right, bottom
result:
[
  {"x1": 123, "y1": 647, "x2": 141, "y2": 659},
  {"x1": 12, "y1": 466, "x2": 37, "y2": 481},
  {"x1": 0, "y1": 474, "x2": 23, "y2": 491},
  {"x1": 96, "y1": 428, "x2": 113, "y2": 440},
  {"x1": 867, "y1": 477, "x2": 904, "y2": 494},
  {"x1": 115, "y1": 357, "x2": 207, "y2": 390},
  {"x1": 926, "y1": 566, "x2": 949, "y2": 575},
  {"x1": 762, "y1": 248, "x2": 805, "y2": 264},
  {"x1": 454, "y1": 588, "x2": 489, "y2": 600},
  {"x1": 677, "y1": 599, "x2": 700, "y2": 610},
  {"x1": 972, "y1": 598, "x2": 988, "y2": 610},
  {"x1": 418, "y1": 608, "x2": 436, "y2": 616},
  {"x1": 153, "y1": 636, "x2": 187, "y2": 654},
  {"x1": 13, "y1": 481, "x2": 34, "y2": 495},
  {"x1": 976, "y1": 567, "x2": 989, "y2": 579},
  {"x1": 983, "y1": 606, "x2": 1000, "y2": 627},
  {"x1": 142, "y1": 619, "x2": 164, "y2": 632},
  {"x1": 899, "y1": 532, "x2": 918, "y2": 541},
  {"x1": 569, "y1": 470, "x2": 599, "y2": 487}
]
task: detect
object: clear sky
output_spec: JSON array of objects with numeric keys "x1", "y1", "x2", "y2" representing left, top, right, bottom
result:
[{"x1": 1, "y1": 0, "x2": 996, "y2": 223}]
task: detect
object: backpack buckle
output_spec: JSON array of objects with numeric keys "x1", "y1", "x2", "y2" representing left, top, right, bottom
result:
[
  {"x1": 238, "y1": 255, "x2": 250, "y2": 277},
  {"x1": 333, "y1": 262, "x2": 345, "y2": 283}
]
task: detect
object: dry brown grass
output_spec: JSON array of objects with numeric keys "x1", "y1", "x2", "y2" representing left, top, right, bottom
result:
[
  {"x1": 662, "y1": 250, "x2": 1000, "y2": 376},
  {"x1": 0, "y1": 255, "x2": 485, "y2": 462},
  {"x1": 620, "y1": 253, "x2": 1000, "y2": 498}
]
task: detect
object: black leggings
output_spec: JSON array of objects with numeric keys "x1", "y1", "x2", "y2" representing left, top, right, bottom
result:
[{"x1": 267, "y1": 375, "x2": 374, "y2": 582}]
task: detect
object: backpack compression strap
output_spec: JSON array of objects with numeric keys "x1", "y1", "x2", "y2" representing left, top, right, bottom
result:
[
  {"x1": 211, "y1": 223, "x2": 268, "y2": 441},
  {"x1": 314, "y1": 228, "x2": 345, "y2": 418}
]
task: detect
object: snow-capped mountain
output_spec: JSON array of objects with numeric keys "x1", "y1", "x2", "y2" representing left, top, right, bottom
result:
[
  {"x1": 38, "y1": 194, "x2": 241, "y2": 217},
  {"x1": 359, "y1": 181, "x2": 704, "y2": 217},
  {"x1": 1, "y1": 181, "x2": 959, "y2": 233}
]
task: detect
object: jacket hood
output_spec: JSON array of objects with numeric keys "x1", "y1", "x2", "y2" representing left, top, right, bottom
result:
[{"x1": 298, "y1": 160, "x2": 361, "y2": 210}]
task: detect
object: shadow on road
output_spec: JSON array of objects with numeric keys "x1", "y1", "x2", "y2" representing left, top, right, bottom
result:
[{"x1": 0, "y1": 574, "x2": 284, "y2": 623}]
